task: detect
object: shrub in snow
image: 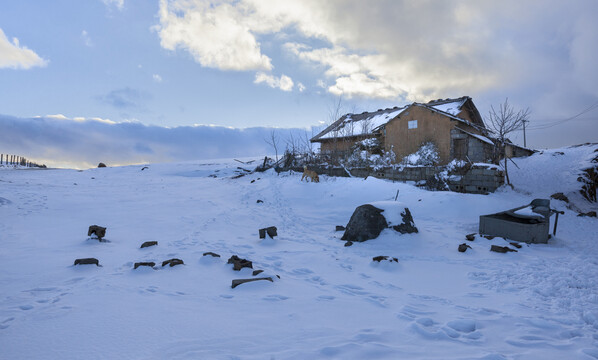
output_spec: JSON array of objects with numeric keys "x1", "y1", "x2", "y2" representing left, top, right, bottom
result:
[
  {"x1": 402, "y1": 142, "x2": 439, "y2": 166},
  {"x1": 345, "y1": 139, "x2": 395, "y2": 168}
]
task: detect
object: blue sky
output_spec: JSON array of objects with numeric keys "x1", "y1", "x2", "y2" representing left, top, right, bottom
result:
[{"x1": 1, "y1": 0, "x2": 597, "y2": 168}]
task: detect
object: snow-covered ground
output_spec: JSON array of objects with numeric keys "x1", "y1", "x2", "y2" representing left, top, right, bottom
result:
[{"x1": 1, "y1": 148, "x2": 597, "y2": 359}]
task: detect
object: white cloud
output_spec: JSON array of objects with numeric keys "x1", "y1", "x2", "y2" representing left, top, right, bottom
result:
[
  {"x1": 0, "y1": 28, "x2": 47, "y2": 69},
  {"x1": 152, "y1": 74, "x2": 163, "y2": 83},
  {"x1": 156, "y1": 0, "x2": 273, "y2": 71},
  {"x1": 81, "y1": 30, "x2": 93, "y2": 47},
  {"x1": 153, "y1": 0, "x2": 598, "y2": 108},
  {"x1": 254, "y1": 72, "x2": 294, "y2": 92},
  {"x1": 102, "y1": 0, "x2": 124, "y2": 11},
  {"x1": 297, "y1": 83, "x2": 306, "y2": 92}
]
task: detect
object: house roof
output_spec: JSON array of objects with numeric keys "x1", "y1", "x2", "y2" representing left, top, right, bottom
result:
[
  {"x1": 311, "y1": 96, "x2": 486, "y2": 142},
  {"x1": 310, "y1": 106, "x2": 408, "y2": 142}
]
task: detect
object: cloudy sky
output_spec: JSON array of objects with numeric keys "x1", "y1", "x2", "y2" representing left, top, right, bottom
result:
[{"x1": 1, "y1": 0, "x2": 597, "y2": 168}]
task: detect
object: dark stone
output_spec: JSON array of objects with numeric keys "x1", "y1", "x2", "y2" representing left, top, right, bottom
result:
[
  {"x1": 465, "y1": 233, "x2": 476, "y2": 241},
  {"x1": 550, "y1": 192, "x2": 569, "y2": 203},
  {"x1": 341, "y1": 204, "x2": 388, "y2": 242},
  {"x1": 140, "y1": 241, "x2": 158, "y2": 248},
  {"x1": 577, "y1": 211, "x2": 597, "y2": 217},
  {"x1": 88, "y1": 225, "x2": 106, "y2": 240},
  {"x1": 344, "y1": 241, "x2": 353, "y2": 247},
  {"x1": 490, "y1": 245, "x2": 518, "y2": 253},
  {"x1": 162, "y1": 258, "x2": 184, "y2": 267},
  {"x1": 98, "y1": 163, "x2": 107, "y2": 168},
  {"x1": 203, "y1": 252, "x2": 221, "y2": 257},
  {"x1": 256, "y1": 199, "x2": 264, "y2": 203},
  {"x1": 372, "y1": 255, "x2": 398, "y2": 262},
  {"x1": 458, "y1": 243, "x2": 472, "y2": 252},
  {"x1": 231, "y1": 277, "x2": 274, "y2": 289},
  {"x1": 227, "y1": 255, "x2": 253, "y2": 271},
  {"x1": 141, "y1": 166, "x2": 149, "y2": 171},
  {"x1": 134, "y1": 262, "x2": 155, "y2": 269},
  {"x1": 252, "y1": 270, "x2": 264, "y2": 276},
  {"x1": 336, "y1": 225, "x2": 346, "y2": 231},
  {"x1": 392, "y1": 208, "x2": 419, "y2": 234},
  {"x1": 509, "y1": 242, "x2": 522, "y2": 249},
  {"x1": 259, "y1": 226, "x2": 277, "y2": 239},
  {"x1": 74, "y1": 258, "x2": 99, "y2": 266},
  {"x1": 483, "y1": 235, "x2": 495, "y2": 240},
  {"x1": 251, "y1": 180, "x2": 256, "y2": 183}
]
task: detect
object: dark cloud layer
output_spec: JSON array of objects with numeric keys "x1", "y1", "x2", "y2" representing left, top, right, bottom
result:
[{"x1": 0, "y1": 115, "x2": 315, "y2": 169}]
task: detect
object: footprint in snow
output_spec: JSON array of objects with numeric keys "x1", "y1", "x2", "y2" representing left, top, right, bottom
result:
[
  {"x1": 262, "y1": 294, "x2": 289, "y2": 301},
  {"x1": 0, "y1": 317, "x2": 15, "y2": 330}
]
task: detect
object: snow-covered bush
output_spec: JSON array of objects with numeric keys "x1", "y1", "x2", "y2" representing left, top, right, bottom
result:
[
  {"x1": 344, "y1": 139, "x2": 395, "y2": 168},
  {"x1": 402, "y1": 142, "x2": 440, "y2": 166}
]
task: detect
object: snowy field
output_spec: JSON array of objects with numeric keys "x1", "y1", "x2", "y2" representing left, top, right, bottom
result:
[{"x1": 1, "y1": 147, "x2": 597, "y2": 359}]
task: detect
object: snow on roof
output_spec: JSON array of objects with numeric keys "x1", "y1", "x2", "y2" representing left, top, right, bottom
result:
[
  {"x1": 311, "y1": 96, "x2": 483, "y2": 142},
  {"x1": 455, "y1": 127, "x2": 494, "y2": 145},
  {"x1": 315, "y1": 106, "x2": 407, "y2": 140},
  {"x1": 426, "y1": 97, "x2": 468, "y2": 116}
]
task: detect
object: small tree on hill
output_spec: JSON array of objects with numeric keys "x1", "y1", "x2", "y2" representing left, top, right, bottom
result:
[{"x1": 485, "y1": 98, "x2": 530, "y2": 186}]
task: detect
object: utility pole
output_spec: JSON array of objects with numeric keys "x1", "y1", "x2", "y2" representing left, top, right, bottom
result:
[{"x1": 522, "y1": 119, "x2": 528, "y2": 148}]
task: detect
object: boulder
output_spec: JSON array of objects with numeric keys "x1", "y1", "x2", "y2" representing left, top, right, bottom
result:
[
  {"x1": 252, "y1": 269, "x2": 264, "y2": 276},
  {"x1": 458, "y1": 243, "x2": 472, "y2": 252},
  {"x1": 550, "y1": 192, "x2": 569, "y2": 203},
  {"x1": 341, "y1": 202, "x2": 418, "y2": 242},
  {"x1": 162, "y1": 258, "x2": 184, "y2": 267},
  {"x1": 344, "y1": 241, "x2": 353, "y2": 247},
  {"x1": 490, "y1": 245, "x2": 517, "y2": 253},
  {"x1": 465, "y1": 233, "x2": 476, "y2": 241},
  {"x1": 509, "y1": 242, "x2": 522, "y2": 249},
  {"x1": 259, "y1": 226, "x2": 277, "y2": 239},
  {"x1": 134, "y1": 262, "x2": 155, "y2": 269},
  {"x1": 140, "y1": 241, "x2": 158, "y2": 248},
  {"x1": 391, "y1": 208, "x2": 418, "y2": 234},
  {"x1": 227, "y1": 255, "x2": 253, "y2": 271},
  {"x1": 335, "y1": 225, "x2": 346, "y2": 231},
  {"x1": 231, "y1": 277, "x2": 274, "y2": 289},
  {"x1": 372, "y1": 256, "x2": 398, "y2": 263},
  {"x1": 88, "y1": 225, "x2": 106, "y2": 240},
  {"x1": 203, "y1": 252, "x2": 221, "y2": 258},
  {"x1": 98, "y1": 163, "x2": 107, "y2": 168},
  {"x1": 74, "y1": 258, "x2": 99, "y2": 266},
  {"x1": 341, "y1": 205, "x2": 388, "y2": 242},
  {"x1": 577, "y1": 211, "x2": 597, "y2": 217}
]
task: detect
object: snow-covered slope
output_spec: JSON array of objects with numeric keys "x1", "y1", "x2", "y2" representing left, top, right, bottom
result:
[{"x1": 0, "y1": 154, "x2": 597, "y2": 359}]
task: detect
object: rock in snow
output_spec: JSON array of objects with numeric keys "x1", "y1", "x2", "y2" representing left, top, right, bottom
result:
[{"x1": 341, "y1": 202, "x2": 418, "y2": 242}]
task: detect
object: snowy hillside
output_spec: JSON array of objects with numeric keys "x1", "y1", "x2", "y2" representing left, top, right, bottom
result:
[{"x1": 1, "y1": 150, "x2": 597, "y2": 359}]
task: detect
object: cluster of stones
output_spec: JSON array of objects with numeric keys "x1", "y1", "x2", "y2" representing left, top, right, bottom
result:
[{"x1": 458, "y1": 233, "x2": 521, "y2": 253}]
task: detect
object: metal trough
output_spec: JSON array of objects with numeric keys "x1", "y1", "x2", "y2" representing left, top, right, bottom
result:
[{"x1": 479, "y1": 199, "x2": 563, "y2": 244}]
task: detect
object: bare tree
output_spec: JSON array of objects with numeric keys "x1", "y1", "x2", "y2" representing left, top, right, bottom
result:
[
  {"x1": 265, "y1": 129, "x2": 280, "y2": 163},
  {"x1": 485, "y1": 98, "x2": 531, "y2": 186}
]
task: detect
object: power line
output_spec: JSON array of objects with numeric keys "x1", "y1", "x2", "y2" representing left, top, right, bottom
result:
[{"x1": 526, "y1": 99, "x2": 598, "y2": 130}]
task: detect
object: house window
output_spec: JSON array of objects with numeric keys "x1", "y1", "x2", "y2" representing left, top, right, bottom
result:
[{"x1": 408, "y1": 120, "x2": 418, "y2": 129}]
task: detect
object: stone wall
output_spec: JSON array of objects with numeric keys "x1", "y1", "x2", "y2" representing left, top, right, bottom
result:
[
  {"x1": 285, "y1": 164, "x2": 505, "y2": 194},
  {"x1": 446, "y1": 166, "x2": 505, "y2": 194}
]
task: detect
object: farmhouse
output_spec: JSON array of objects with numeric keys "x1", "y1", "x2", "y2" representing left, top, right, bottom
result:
[{"x1": 310, "y1": 96, "x2": 533, "y2": 165}]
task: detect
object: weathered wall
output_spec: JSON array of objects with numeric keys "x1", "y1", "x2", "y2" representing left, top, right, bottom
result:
[
  {"x1": 285, "y1": 164, "x2": 505, "y2": 194},
  {"x1": 385, "y1": 106, "x2": 453, "y2": 164},
  {"x1": 384, "y1": 106, "x2": 484, "y2": 165},
  {"x1": 450, "y1": 128, "x2": 495, "y2": 163}
]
